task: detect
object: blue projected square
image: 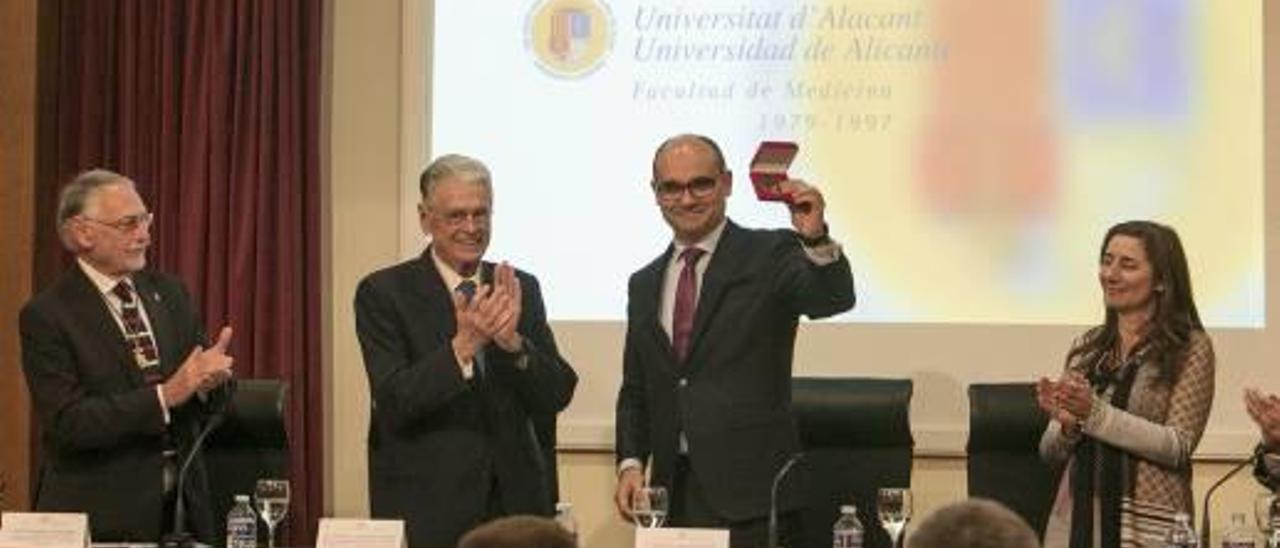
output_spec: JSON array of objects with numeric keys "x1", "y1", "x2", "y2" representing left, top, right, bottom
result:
[{"x1": 1059, "y1": 0, "x2": 1190, "y2": 122}]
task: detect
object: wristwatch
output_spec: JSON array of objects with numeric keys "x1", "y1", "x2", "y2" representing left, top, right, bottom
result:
[{"x1": 799, "y1": 223, "x2": 832, "y2": 247}]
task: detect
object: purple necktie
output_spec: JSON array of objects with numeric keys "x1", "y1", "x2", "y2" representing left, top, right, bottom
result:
[{"x1": 672, "y1": 247, "x2": 705, "y2": 363}]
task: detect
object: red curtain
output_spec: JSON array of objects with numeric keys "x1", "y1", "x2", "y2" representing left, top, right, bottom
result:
[{"x1": 43, "y1": 1, "x2": 323, "y2": 544}]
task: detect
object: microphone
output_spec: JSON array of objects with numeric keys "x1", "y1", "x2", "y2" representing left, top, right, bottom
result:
[
  {"x1": 161, "y1": 378, "x2": 237, "y2": 548},
  {"x1": 768, "y1": 452, "x2": 805, "y2": 548},
  {"x1": 1199, "y1": 446, "x2": 1261, "y2": 547}
]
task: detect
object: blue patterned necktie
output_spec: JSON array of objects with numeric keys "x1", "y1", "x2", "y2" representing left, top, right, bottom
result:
[{"x1": 456, "y1": 279, "x2": 477, "y2": 302}]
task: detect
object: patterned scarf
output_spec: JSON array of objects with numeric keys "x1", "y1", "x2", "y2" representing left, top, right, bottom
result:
[{"x1": 1069, "y1": 347, "x2": 1142, "y2": 548}]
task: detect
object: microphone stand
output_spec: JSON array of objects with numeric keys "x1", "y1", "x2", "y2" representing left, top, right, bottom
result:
[
  {"x1": 161, "y1": 380, "x2": 236, "y2": 548},
  {"x1": 768, "y1": 453, "x2": 805, "y2": 548},
  {"x1": 1199, "y1": 447, "x2": 1260, "y2": 547}
]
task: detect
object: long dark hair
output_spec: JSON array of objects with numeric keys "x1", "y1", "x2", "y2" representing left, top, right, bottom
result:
[{"x1": 1066, "y1": 220, "x2": 1203, "y2": 382}]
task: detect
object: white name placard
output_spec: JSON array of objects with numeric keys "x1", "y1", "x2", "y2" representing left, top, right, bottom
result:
[
  {"x1": 635, "y1": 527, "x2": 729, "y2": 548},
  {"x1": 0, "y1": 512, "x2": 89, "y2": 548},
  {"x1": 316, "y1": 518, "x2": 405, "y2": 548}
]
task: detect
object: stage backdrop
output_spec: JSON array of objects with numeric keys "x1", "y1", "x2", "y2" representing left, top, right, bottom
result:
[{"x1": 401, "y1": 0, "x2": 1274, "y2": 455}]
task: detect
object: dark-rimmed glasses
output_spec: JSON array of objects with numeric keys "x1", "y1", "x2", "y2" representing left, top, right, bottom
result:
[{"x1": 652, "y1": 175, "x2": 720, "y2": 202}]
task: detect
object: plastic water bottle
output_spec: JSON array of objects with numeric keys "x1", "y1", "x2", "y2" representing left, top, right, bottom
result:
[
  {"x1": 832, "y1": 504, "x2": 864, "y2": 548},
  {"x1": 1165, "y1": 512, "x2": 1199, "y2": 548},
  {"x1": 1221, "y1": 512, "x2": 1256, "y2": 548},
  {"x1": 555, "y1": 501, "x2": 579, "y2": 546},
  {"x1": 226, "y1": 494, "x2": 258, "y2": 548}
]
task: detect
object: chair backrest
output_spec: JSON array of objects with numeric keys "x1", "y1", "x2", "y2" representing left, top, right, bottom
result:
[
  {"x1": 966, "y1": 382, "x2": 1058, "y2": 538},
  {"x1": 205, "y1": 379, "x2": 289, "y2": 545},
  {"x1": 792, "y1": 377, "x2": 913, "y2": 548}
]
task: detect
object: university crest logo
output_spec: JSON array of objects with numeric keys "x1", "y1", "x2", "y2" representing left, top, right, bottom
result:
[{"x1": 525, "y1": 0, "x2": 615, "y2": 79}]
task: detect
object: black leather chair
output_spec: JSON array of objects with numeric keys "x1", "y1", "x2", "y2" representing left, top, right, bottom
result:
[
  {"x1": 205, "y1": 379, "x2": 289, "y2": 545},
  {"x1": 966, "y1": 382, "x2": 1059, "y2": 538},
  {"x1": 792, "y1": 377, "x2": 913, "y2": 548}
]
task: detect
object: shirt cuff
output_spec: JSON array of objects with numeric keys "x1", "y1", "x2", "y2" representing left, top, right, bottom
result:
[
  {"x1": 1265, "y1": 452, "x2": 1280, "y2": 477},
  {"x1": 1082, "y1": 393, "x2": 1107, "y2": 434},
  {"x1": 802, "y1": 239, "x2": 842, "y2": 265},
  {"x1": 618, "y1": 458, "x2": 643, "y2": 477},
  {"x1": 155, "y1": 385, "x2": 171, "y2": 425},
  {"x1": 455, "y1": 350, "x2": 476, "y2": 380},
  {"x1": 511, "y1": 337, "x2": 532, "y2": 371},
  {"x1": 1058, "y1": 419, "x2": 1083, "y2": 443}
]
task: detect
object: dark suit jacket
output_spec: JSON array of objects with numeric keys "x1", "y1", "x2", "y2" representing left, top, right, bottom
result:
[
  {"x1": 20, "y1": 266, "x2": 218, "y2": 543},
  {"x1": 616, "y1": 220, "x2": 855, "y2": 522},
  {"x1": 1255, "y1": 446, "x2": 1280, "y2": 491},
  {"x1": 354, "y1": 251, "x2": 578, "y2": 548}
]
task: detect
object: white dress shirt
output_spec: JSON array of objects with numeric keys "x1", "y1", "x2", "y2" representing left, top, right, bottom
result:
[{"x1": 431, "y1": 249, "x2": 484, "y2": 381}]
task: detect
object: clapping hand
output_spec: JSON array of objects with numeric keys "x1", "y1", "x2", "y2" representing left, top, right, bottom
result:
[
  {"x1": 1036, "y1": 376, "x2": 1075, "y2": 431},
  {"x1": 451, "y1": 284, "x2": 493, "y2": 364},
  {"x1": 489, "y1": 263, "x2": 523, "y2": 353},
  {"x1": 451, "y1": 263, "x2": 525, "y2": 366},
  {"x1": 1036, "y1": 370, "x2": 1092, "y2": 433},
  {"x1": 1057, "y1": 370, "x2": 1094, "y2": 419},
  {"x1": 163, "y1": 326, "x2": 234, "y2": 407},
  {"x1": 1246, "y1": 388, "x2": 1280, "y2": 449}
]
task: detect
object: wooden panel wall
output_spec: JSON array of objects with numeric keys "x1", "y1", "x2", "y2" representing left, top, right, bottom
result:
[{"x1": 0, "y1": 0, "x2": 38, "y2": 511}]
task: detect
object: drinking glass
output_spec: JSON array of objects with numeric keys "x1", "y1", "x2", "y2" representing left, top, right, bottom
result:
[
  {"x1": 877, "y1": 487, "x2": 913, "y2": 548},
  {"x1": 631, "y1": 486, "x2": 669, "y2": 528},
  {"x1": 255, "y1": 478, "x2": 291, "y2": 548}
]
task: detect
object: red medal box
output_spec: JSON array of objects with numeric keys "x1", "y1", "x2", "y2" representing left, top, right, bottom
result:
[{"x1": 749, "y1": 141, "x2": 799, "y2": 203}]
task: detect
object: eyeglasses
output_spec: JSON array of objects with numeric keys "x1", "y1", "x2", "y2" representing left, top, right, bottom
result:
[
  {"x1": 82, "y1": 212, "x2": 154, "y2": 233},
  {"x1": 652, "y1": 175, "x2": 721, "y2": 201},
  {"x1": 433, "y1": 208, "x2": 490, "y2": 228}
]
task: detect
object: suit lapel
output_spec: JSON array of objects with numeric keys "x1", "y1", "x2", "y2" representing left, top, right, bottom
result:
[
  {"x1": 133, "y1": 275, "x2": 179, "y2": 374},
  {"x1": 635, "y1": 247, "x2": 676, "y2": 366},
  {"x1": 687, "y1": 221, "x2": 748, "y2": 366},
  {"x1": 63, "y1": 267, "x2": 146, "y2": 386},
  {"x1": 414, "y1": 248, "x2": 457, "y2": 338}
]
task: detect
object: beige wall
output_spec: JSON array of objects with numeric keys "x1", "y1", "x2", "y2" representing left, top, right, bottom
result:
[
  {"x1": 324, "y1": 0, "x2": 1280, "y2": 543},
  {"x1": 325, "y1": 0, "x2": 405, "y2": 518}
]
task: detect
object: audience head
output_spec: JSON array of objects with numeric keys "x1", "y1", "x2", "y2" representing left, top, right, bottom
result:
[
  {"x1": 57, "y1": 169, "x2": 153, "y2": 277},
  {"x1": 456, "y1": 515, "x2": 575, "y2": 548},
  {"x1": 650, "y1": 133, "x2": 732, "y2": 245},
  {"x1": 418, "y1": 153, "x2": 493, "y2": 277},
  {"x1": 907, "y1": 498, "x2": 1039, "y2": 548}
]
